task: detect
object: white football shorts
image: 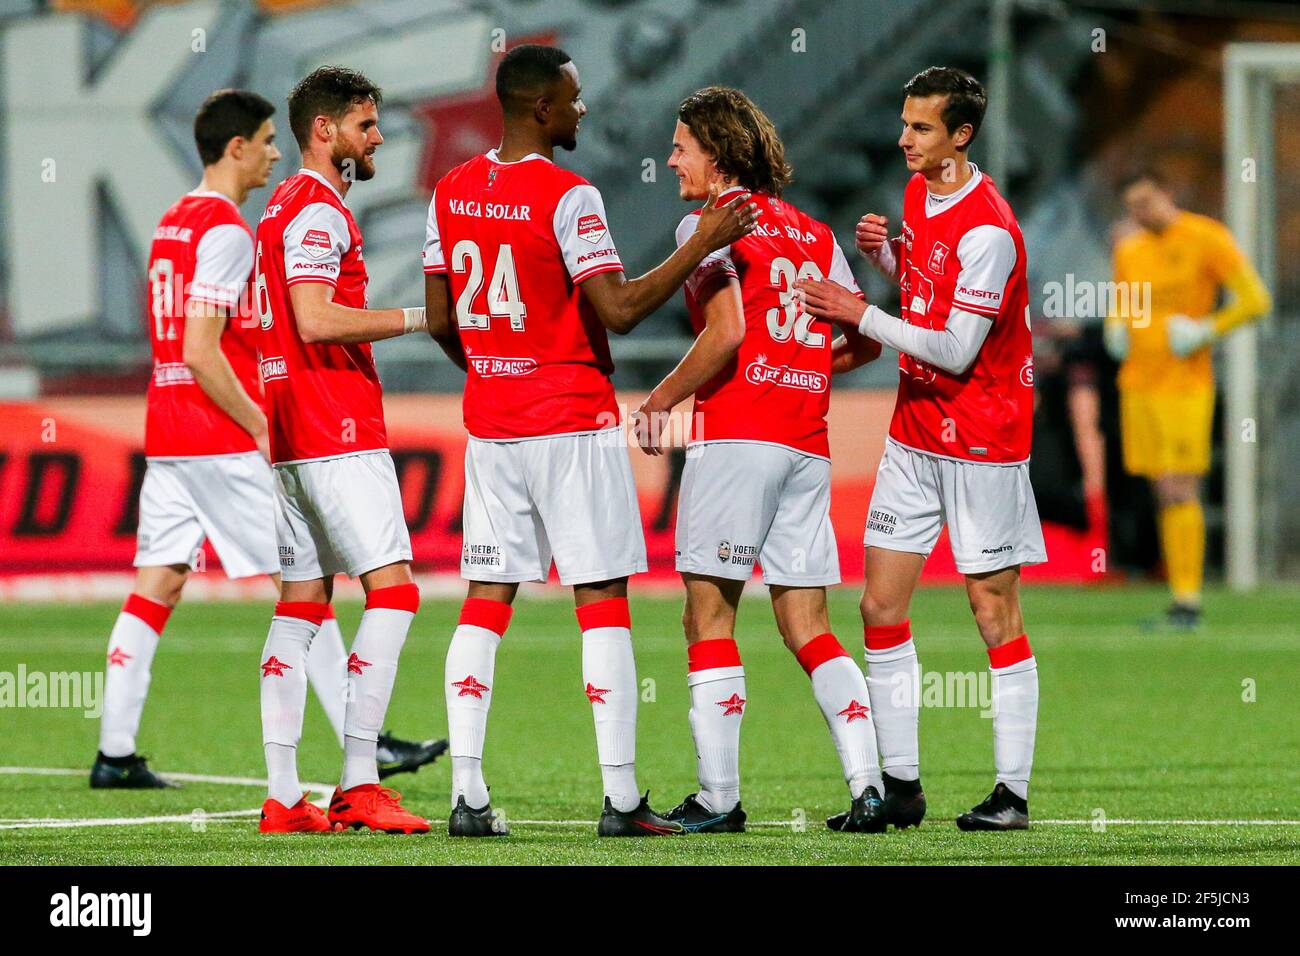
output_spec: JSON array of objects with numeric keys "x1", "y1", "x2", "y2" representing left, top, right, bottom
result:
[
  {"x1": 273, "y1": 449, "x2": 413, "y2": 581},
  {"x1": 676, "y1": 441, "x2": 840, "y2": 587},
  {"x1": 134, "y1": 451, "x2": 278, "y2": 579},
  {"x1": 865, "y1": 437, "x2": 1047, "y2": 574},
  {"x1": 461, "y1": 427, "x2": 648, "y2": 586}
]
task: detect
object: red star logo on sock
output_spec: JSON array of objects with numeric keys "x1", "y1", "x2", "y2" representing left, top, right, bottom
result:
[
  {"x1": 452, "y1": 675, "x2": 489, "y2": 698},
  {"x1": 837, "y1": 699, "x2": 870, "y2": 722},
  {"x1": 584, "y1": 682, "x2": 611, "y2": 704},
  {"x1": 716, "y1": 692, "x2": 746, "y2": 716},
  {"x1": 346, "y1": 653, "x2": 371, "y2": 675},
  {"x1": 261, "y1": 655, "x2": 292, "y2": 678},
  {"x1": 107, "y1": 646, "x2": 132, "y2": 667}
]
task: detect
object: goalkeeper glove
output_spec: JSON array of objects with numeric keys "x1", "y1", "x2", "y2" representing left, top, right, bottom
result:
[
  {"x1": 1166, "y1": 314, "x2": 1215, "y2": 358},
  {"x1": 1103, "y1": 320, "x2": 1129, "y2": 362}
]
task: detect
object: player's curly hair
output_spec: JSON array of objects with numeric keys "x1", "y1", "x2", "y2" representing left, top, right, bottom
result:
[
  {"x1": 288, "y1": 66, "x2": 383, "y2": 150},
  {"x1": 678, "y1": 87, "x2": 793, "y2": 198}
]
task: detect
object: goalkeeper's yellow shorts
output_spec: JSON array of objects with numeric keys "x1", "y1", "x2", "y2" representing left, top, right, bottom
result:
[{"x1": 1120, "y1": 386, "x2": 1215, "y2": 477}]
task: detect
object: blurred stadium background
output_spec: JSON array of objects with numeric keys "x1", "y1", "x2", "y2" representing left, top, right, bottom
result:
[{"x1": 1, "y1": 0, "x2": 1298, "y2": 597}]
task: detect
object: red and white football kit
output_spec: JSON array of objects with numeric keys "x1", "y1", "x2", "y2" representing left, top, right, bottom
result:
[
  {"x1": 256, "y1": 168, "x2": 411, "y2": 580},
  {"x1": 865, "y1": 167, "x2": 1045, "y2": 573},
  {"x1": 674, "y1": 189, "x2": 856, "y2": 586},
  {"x1": 136, "y1": 190, "x2": 277, "y2": 579},
  {"x1": 423, "y1": 150, "x2": 646, "y2": 585}
]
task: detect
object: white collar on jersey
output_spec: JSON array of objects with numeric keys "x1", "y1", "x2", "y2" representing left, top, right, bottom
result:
[
  {"x1": 924, "y1": 163, "x2": 983, "y2": 218},
  {"x1": 485, "y1": 148, "x2": 550, "y2": 165},
  {"x1": 186, "y1": 188, "x2": 239, "y2": 208},
  {"x1": 297, "y1": 167, "x2": 346, "y2": 203}
]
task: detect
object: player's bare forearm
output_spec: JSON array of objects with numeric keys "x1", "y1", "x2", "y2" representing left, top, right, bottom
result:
[
  {"x1": 831, "y1": 327, "x2": 882, "y2": 374},
  {"x1": 182, "y1": 307, "x2": 268, "y2": 442},
  {"x1": 290, "y1": 282, "x2": 406, "y2": 345},
  {"x1": 646, "y1": 279, "x2": 745, "y2": 411},
  {"x1": 424, "y1": 273, "x2": 467, "y2": 371}
]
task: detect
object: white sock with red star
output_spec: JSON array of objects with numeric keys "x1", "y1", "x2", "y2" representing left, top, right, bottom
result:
[
  {"x1": 577, "y1": 598, "x2": 640, "y2": 813},
  {"x1": 340, "y1": 583, "x2": 420, "y2": 792},
  {"x1": 305, "y1": 605, "x2": 347, "y2": 747},
  {"x1": 864, "y1": 620, "x2": 921, "y2": 782},
  {"x1": 98, "y1": 594, "x2": 171, "y2": 757},
  {"x1": 989, "y1": 635, "x2": 1038, "y2": 800},
  {"x1": 796, "y1": 632, "x2": 883, "y2": 799},
  {"x1": 686, "y1": 638, "x2": 746, "y2": 813},
  {"x1": 444, "y1": 597, "x2": 511, "y2": 809},
  {"x1": 261, "y1": 600, "x2": 325, "y2": 807}
]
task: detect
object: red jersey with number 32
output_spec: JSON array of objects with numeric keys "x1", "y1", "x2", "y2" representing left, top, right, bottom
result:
[
  {"x1": 144, "y1": 192, "x2": 261, "y2": 458},
  {"x1": 891, "y1": 169, "x2": 1033, "y2": 463},
  {"x1": 424, "y1": 151, "x2": 624, "y2": 440},
  {"x1": 255, "y1": 169, "x2": 388, "y2": 464},
  {"x1": 678, "y1": 189, "x2": 859, "y2": 459}
]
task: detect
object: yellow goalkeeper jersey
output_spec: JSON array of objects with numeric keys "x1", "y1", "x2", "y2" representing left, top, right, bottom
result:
[{"x1": 1111, "y1": 211, "x2": 1251, "y2": 393}]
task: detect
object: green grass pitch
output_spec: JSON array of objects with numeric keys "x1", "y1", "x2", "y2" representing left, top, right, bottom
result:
[{"x1": 2, "y1": 585, "x2": 1298, "y2": 865}]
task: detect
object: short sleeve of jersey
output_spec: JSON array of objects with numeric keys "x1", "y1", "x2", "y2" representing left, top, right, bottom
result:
[
  {"x1": 676, "y1": 212, "x2": 736, "y2": 299},
  {"x1": 554, "y1": 184, "x2": 623, "y2": 283},
  {"x1": 283, "y1": 202, "x2": 350, "y2": 288},
  {"x1": 953, "y1": 224, "x2": 1017, "y2": 317},
  {"x1": 422, "y1": 188, "x2": 445, "y2": 274},
  {"x1": 190, "y1": 223, "x2": 253, "y2": 309},
  {"x1": 827, "y1": 238, "x2": 863, "y2": 299}
]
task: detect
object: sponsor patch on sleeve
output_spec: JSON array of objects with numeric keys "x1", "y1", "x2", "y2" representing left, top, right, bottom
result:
[
  {"x1": 577, "y1": 214, "x2": 607, "y2": 244},
  {"x1": 300, "y1": 228, "x2": 334, "y2": 260}
]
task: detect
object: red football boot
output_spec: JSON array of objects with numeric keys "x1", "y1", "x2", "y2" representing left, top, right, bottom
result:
[
  {"x1": 259, "y1": 793, "x2": 336, "y2": 833},
  {"x1": 329, "y1": 784, "x2": 430, "y2": 834}
]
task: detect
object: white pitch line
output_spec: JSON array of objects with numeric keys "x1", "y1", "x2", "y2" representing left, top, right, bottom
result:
[{"x1": 3, "y1": 769, "x2": 1300, "y2": 830}]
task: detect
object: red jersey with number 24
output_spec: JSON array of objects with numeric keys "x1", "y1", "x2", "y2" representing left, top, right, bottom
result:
[
  {"x1": 891, "y1": 168, "x2": 1033, "y2": 463},
  {"x1": 424, "y1": 150, "x2": 624, "y2": 440},
  {"x1": 678, "y1": 189, "x2": 860, "y2": 459},
  {"x1": 255, "y1": 169, "x2": 388, "y2": 464}
]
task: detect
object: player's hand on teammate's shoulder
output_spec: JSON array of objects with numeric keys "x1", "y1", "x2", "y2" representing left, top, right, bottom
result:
[
  {"x1": 693, "y1": 182, "x2": 760, "y2": 252},
  {"x1": 855, "y1": 214, "x2": 889, "y2": 257},
  {"x1": 794, "y1": 276, "x2": 869, "y2": 330}
]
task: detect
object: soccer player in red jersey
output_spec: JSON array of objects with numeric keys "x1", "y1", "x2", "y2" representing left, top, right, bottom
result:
[
  {"x1": 797, "y1": 68, "x2": 1045, "y2": 831},
  {"x1": 254, "y1": 67, "x2": 435, "y2": 834},
  {"x1": 422, "y1": 45, "x2": 757, "y2": 837},
  {"x1": 91, "y1": 90, "x2": 440, "y2": 796},
  {"x1": 634, "y1": 88, "x2": 886, "y2": 833}
]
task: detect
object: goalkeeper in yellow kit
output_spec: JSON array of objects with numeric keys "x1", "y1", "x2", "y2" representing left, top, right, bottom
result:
[{"x1": 1105, "y1": 171, "x2": 1270, "y2": 629}]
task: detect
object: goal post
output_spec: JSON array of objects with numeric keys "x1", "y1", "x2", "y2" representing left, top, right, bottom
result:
[{"x1": 1222, "y1": 43, "x2": 1300, "y2": 591}]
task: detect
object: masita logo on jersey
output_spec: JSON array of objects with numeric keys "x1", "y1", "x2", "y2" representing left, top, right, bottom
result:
[
  {"x1": 745, "y1": 357, "x2": 828, "y2": 393},
  {"x1": 467, "y1": 355, "x2": 539, "y2": 377},
  {"x1": 576, "y1": 213, "x2": 607, "y2": 244}
]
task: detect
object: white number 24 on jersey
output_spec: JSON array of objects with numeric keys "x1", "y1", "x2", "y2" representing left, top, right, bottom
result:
[
  {"x1": 452, "y1": 239, "x2": 526, "y2": 331},
  {"x1": 766, "y1": 257, "x2": 826, "y2": 347}
]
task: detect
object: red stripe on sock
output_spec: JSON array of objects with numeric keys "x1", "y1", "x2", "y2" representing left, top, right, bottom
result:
[
  {"x1": 122, "y1": 593, "x2": 171, "y2": 635},
  {"x1": 687, "y1": 638, "x2": 742, "y2": 672},
  {"x1": 795, "y1": 632, "x2": 849, "y2": 676},
  {"x1": 322, "y1": 604, "x2": 336, "y2": 621},
  {"x1": 458, "y1": 597, "x2": 513, "y2": 636},
  {"x1": 988, "y1": 635, "x2": 1032, "y2": 669},
  {"x1": 575, "y1": 597, "x2": 631, "y2": 632},
  {"x1": 364, "y1": 583, "x2": 420, "y2": 613},
  {"x1": 274, "y1": 601, "x2": 330, "y2": 625},
  {"x1": 865, "y1": 619, "x2": 912, "y2": 651}
]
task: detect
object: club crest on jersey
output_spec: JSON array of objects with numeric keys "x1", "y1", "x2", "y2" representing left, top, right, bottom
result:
[
  {"x1": 717, "y1": 540, "x2": 732, "y2": 562},
  {"x1": 927, "y1": 241, "x2": 950, "y2": 276},
  {"x1": 300, "y1": 228, "x2": 333, "y2": 259},
  {"x1": 745, "y1": 358, "x2": 828, "y2": 394},
  {"x1": 577, "y1": 213, "x2": 607, "y2": 244}
]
